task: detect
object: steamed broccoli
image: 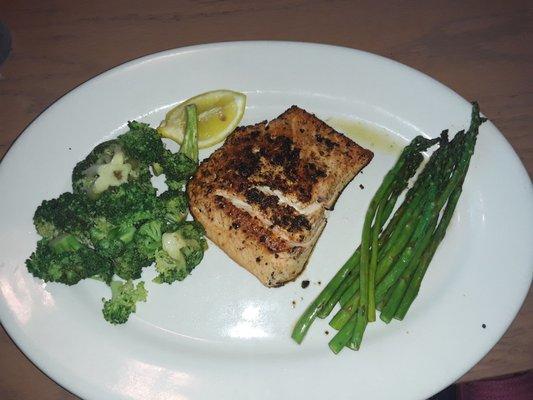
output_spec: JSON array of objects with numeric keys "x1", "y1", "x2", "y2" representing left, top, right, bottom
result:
[
  {"x1": 160, "y1": 150, "x2": 197, "y2": 190},
  {"x1": 113, "y1": 246, "x2": 151, "y2": 280},
  {"x1": 94, "y1": 182, "x2": 160, "y2": 226},
  {"x1": 26, "y1": 235, "x2": 113, "y2": 285},
  {"x1": 27, "y1": 115, "x2": 208, "y2": 325},
  {"x1": 154, "y1": 221, "x2": 207, "y2": 284},
  {"x1": 135, "y1": 220, "x2": 162, "y2": 260},
  {"x1": 118, "y1": 121, "x2": 165, "y2": 166},
  {"x1": 159, "y1": 190, "x2": 188, "y2": 223},
  {"x1": 87, "y1": 181, "x2": 168, "y2": 279},
  {"x1": 72, "y1": 139, "x2": 153, "y2": 199},
  {"x1": 90, "y1": 217, "x2": 137, "y2": 258},
  {"x1": 102, "y1": 280, "x2": 147, "y2": 324},
  {"x1": 33, "y1": 192, "x2": 92, "y2": 243}
]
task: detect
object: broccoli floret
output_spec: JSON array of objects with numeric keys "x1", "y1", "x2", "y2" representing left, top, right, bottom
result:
[
  {"x1": 94, "y1": 182, "x2": 160, "y2": 226},
  {"x1": 118, "y1": 121, "x2": 165, "y2": 166},
  {"x1": 154, "y1": 249, "x2": 187, "y2": 283},
  {"x1": 160, "y1": 149, "x2": 197, "y2": 190},
  {"x1": 159, "y1": 190, "x2": 188, "y2": 223},
  {"x1": 90, "y1": 217, "x2": 137, "y2": 258},
  {"x1": 135, "y1": 220, "x2": 162, "y2": 260},
  {"x1": 153, "y1": 221, "x2": 207, "y2": 284},
  {"x1": 72, "y1": 139, "x2": 152, "y2": 198},
  {"x1": 102, "y1": 279, "x2": 147, "y2": 324},
  {"x1": 26, "y1": 235, "x2": 113, "y2": 285},
  {"x1": 33, "y1": 192, "x2": 92, "y2": 243},
  {"x1": 114, "y1": 246, "x2": 151, "y2": 280}
]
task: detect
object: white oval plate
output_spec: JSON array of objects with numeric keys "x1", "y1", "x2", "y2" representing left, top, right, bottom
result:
[{"x1": 0, "y1": 42, "x2": 531, "y2": 400}]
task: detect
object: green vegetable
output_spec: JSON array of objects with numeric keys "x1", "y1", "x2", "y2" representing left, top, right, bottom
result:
[
  {"x1": 159, "y1": 150, "x2": 196, "y2": 190},
  {"x1": 26, "y1": 236, "x2": 113, "y2": 285},
  {"x1": 33, "y1": 192, "x2": 93, "y2": 244},
  {"x1": 180, "y1": 104, "x2": 199, "y2": 163},
  {"x1": 27, "y1": 115, "x2": 207, "y2": 325},
  {"x1": 118, "y1": 121, "x2": 165, "y2": 166},
  {"x1": 72, "y1": 140, "x2": 151, "y2": 199},
  {"x1": 154, "y1": 221, "x2": 207, "y2": 284},
  {"x1": 393, "y1": 107, "x2": 484, "y2": 320},
  {"x1": 134, "y1": 220, "x2": 163, "y2": 260},
  {"x1": 291, "y1": 136, "x2": 436, "y2": 344},
  {"x1": 159, "y1": 190, "x2": 188, "y2": 223},
  {"x1": 159, "y1": 105, "x2": 199, "y2": 190},
  {"x1": 89, "y1": 217, "x2": 136, "y2": 258},
  {"x1": 113, "y1": 246, "x2": 151, "y2": 281},
  {"x1": 102, "y1": 280, "x2": 148, "y2": 324},
  {"x1": 359, "y1": 136, "x2": 438, "y2": 323},
  {"x1": 93, "y1": 182, "x2": 160, "y2": 225},
  {"x1": 292, "y1": 102, "x2": 485, "y2": 353}
]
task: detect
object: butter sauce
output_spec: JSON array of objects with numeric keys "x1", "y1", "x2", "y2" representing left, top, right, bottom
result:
[{"x1": 326, "y1": 117, "x2": 405, "y2": 155}]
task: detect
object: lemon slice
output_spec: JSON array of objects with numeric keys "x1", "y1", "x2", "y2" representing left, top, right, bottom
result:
[{"x1": 158, "y1": 89, "x2": 246, "y2": 149}]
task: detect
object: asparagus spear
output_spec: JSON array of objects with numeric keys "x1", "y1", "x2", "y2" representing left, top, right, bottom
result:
[
  {"x1": 330, "y1": 292, "x2": 360, "y2": 330},
  {"x1": 390, "y1": 104, "x2": 484, "y2": 321},
  {"x1": 361, "y1": 137, "x2": 439, "y2": 323},
  {"x1": 317, "y1": 267, "x2": 360, "y2": 318},
  {"x1": 296, "y1": 103, "x2": 484, "y2": 351},
  {"x1": 375, "y1": 187, "x2": 438, "y2": 303},
  {"x1": 291, "y1": 251, "x2": 359, "y2": 343},
  {"x1": 394, "y1": 186, "x2": 462, "y2": 319},
  {"x1": 379, "y1": 136, "x2": 464, "y2": 321},
  {"x1": 329, "y1": 311, "x2": 358, "y2": 354},
  {"x1": 394, "y1": 106, "x2": 484, "y2": 319},
  {"x1": 329, "y1": 147, "x2": 448, "y2": 334},
  {"x1": 378, "y1": 214, "x2": 438, "y2": 323},
  {"x1": 318, "y1": 152, "x2": 425, "y2": 320},
  {"x1": 293, "y1": 138, "x2": 436, "y2": 340}
]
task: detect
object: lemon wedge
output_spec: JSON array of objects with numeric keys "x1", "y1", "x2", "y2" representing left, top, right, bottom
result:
[{"x1": 158, "y1": 90, "x2": 246, "y2": 149}]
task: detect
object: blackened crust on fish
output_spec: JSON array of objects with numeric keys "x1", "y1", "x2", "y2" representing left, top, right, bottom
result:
[{"x1": 187, "y1": 106, "x2": 373, "y2": 287}]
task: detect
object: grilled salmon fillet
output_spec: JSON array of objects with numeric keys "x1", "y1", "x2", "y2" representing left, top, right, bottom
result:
[{"x1": 187, "y1": 106, "x2": 373, "y2": 287}]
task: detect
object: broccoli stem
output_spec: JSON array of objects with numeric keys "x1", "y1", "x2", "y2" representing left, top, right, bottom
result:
[
  {"x1": 180, "y1": 104, "x2": 199, "y2": 163},
  {"x1": 50, "y1": 234, "x2": 83, "y2": 253}
]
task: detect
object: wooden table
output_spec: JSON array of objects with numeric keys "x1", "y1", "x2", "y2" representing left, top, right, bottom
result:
[{"x1": 1, "y1": 1, "x2": 531, "y2": 398}]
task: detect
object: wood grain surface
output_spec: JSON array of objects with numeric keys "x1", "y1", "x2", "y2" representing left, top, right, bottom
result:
[{"x1": 0, "y1": 1, "x2": 531, "y2": 399}]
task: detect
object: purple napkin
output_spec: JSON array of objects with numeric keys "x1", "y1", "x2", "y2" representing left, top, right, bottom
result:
[{"x1": 457, "y1": 371, "x2": 533, "y2": 400}]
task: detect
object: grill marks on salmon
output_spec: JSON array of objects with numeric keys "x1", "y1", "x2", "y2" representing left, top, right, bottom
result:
[{"x1": 187, "y1": 106, "x2": 373, "y2": 287}]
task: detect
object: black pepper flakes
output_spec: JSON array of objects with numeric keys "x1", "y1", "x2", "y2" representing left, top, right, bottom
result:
[
  {"x1": 325, "y1": 330, "x2": 329, "y2": 335},
  {"x1": 482, "y1": 324, "x2": 486, "y2": 329},
  {"x1": 301, "y1": 280, "x2": 310, "y2": 289},
  {"x1": 359, "y1": 184, "x2": 365, "y2": 189}
]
